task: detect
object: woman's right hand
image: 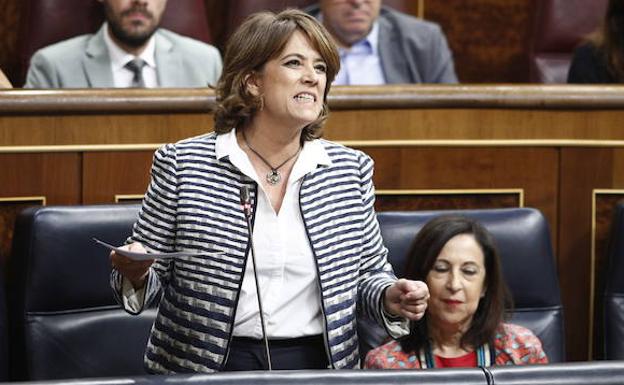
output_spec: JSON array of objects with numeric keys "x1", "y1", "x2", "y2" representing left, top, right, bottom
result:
[{"x1": 110, "y1": 242, "x2": 154, "y2": 290}]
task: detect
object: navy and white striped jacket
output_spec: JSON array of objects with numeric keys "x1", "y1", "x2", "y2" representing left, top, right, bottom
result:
[{"x1": 111, "y1": 132, "x2": 402, "y2": 372}]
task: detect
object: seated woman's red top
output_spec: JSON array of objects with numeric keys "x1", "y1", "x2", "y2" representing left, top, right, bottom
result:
[
  {"x1": 365, "y1": 323, "x2": 548, "y2": 369},
  {"x1": 435, "y1": 351, "x2": 477, "y2": 368}
]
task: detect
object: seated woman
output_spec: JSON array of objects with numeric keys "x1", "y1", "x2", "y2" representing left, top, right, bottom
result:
[
  {"x1": 568, "y1": 0, "x2": 623, "y2": 83},
  {"x1": 365, "y1": 215, "x2": 548, "y2": 368}
]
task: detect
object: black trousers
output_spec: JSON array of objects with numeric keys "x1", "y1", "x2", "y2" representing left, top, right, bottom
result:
[{"x1": 223, "y1": 335, "x2": 329, "y2": 371}]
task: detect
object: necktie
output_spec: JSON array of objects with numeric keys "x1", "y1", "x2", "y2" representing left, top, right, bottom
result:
[{"x1": 124, "y1": 58, "x2": 146, "y2": 88}]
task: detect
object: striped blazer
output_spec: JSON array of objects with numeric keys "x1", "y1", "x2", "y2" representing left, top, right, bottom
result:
[{"x1": 111, "y1": 132, "x2": 403, "y2": 372}]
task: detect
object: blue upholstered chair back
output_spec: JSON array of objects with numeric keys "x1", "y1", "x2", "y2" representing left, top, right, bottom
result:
[
  {"x1": 361, "y1": 207, "x2": 565, "y2": 362},
  {"x1": 6, "y1": 204, "x2": 563, "y2": 380},
  {"x1": 7, "y1": 204, "x2": 155, "y2": 381},
  {"x1": 604, "y1": 203, "x2": 624, "y2": 360}
]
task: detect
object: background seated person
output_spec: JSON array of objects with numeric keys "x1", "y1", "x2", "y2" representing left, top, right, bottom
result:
[
  {"x1": 307, "y1": 0, "x2": 457, "y2": 85},
  {"x1": 568, "y1": 0, "x2": 622, "y2": 83},
  {"x1": 24, "y1": 0, "x2": 222, "y2": 88},
  {"x1": 365, "y1": 215, "x2": 548, "y2": 369}
]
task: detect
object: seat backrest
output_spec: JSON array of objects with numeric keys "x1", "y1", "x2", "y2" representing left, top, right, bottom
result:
[
  {"x1": 604, "y1": 203, "x2": 624, "y2": 360},
  {"x1": 221, "y1": 0, "x2": 316, "y2": 42},
  {"x1": 359, "y1": 207, "x2": 564, "y2": 362},
  {"x1": 17, "y1": 0, "x2": 212, "y2": 86},
  {"x1": 529, "y1": 0, "x2": 607, "y2": 83},
  {"x1": 6, "y1": 204, "x2": 156, "y2": 381}
]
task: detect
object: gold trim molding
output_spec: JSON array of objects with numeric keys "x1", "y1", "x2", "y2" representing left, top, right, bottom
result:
[
  {"x1": 376, "y1": 188, "x2": 524, "y2": 207},
  {"x1": 0, "y1": 196, "x2": 46, "y2": 205},
  {"x1": 115, "y1": 194, "x2": 144, "y2": 203},
  {"x1": 9, "y1": 140, "x2": 624, "y2": 154}
]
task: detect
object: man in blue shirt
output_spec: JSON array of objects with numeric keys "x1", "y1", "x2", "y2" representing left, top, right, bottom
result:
[{"x1": 309, "y1": 0, "x2": 458, "y2": 85}]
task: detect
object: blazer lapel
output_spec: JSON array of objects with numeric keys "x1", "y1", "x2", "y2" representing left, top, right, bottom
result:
[
  {"x1": 154, "y1": 32, "x2": 182, "y2": 87},
  {"x1": 378, "y1": 14, "x2": 414, "y2": 84},
  {"x1": 84, "y1": 25, "x2": 115, "y2": 87}
]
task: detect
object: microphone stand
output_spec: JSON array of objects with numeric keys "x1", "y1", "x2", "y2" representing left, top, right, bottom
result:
[{"x1": 240, "y1": 186, "x2": 272, "y2": 370}]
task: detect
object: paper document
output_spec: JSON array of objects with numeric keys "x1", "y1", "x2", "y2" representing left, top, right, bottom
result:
[{"x1": 93, "y1": 237, "x2": 222, "y2": 261}]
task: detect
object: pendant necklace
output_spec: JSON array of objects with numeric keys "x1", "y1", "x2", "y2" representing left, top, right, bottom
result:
[{"x1": 242, "y1": 130, "x2": 301, "y2": 185}]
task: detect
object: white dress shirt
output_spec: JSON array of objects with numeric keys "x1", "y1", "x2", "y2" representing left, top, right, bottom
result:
[
  {"x1": 216, "y1": 129, "x2": 331, "y2": 339},
  {"x1": 102, "y1": 22, "x2": 158, "y2": 88},
  {"x1": 333, "y1": 21, "x2": 386, "y2": 85},
  {"x1": 120, "y1": 131, "x2": 331, "y2": 339},
  {"x1": 120, "y1": 130, "x2": 406, "y2": 342}
]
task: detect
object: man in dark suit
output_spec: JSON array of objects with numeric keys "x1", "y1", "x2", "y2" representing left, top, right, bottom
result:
[
  {"x1": 309, "y1": 0, "x2": 457, "y2": 84},
  {"x1": 25, "y1": 0, "x2": 222, "y2": 88}
]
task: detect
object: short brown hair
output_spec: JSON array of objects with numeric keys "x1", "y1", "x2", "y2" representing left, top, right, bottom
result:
[
  {"x1": 400, "y1": 215, "x2": 513, "y2": 353},
  {"x1": 213, "y1": 9, "x2": 340, "y2": 141}
]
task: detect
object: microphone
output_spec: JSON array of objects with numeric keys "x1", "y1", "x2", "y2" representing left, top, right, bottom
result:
[
  {"x1": 240, "y1": 185, "x2": 252, "y2": 218},
  {"x1": 239, "y1": 185, "x2": 272, "y2": 370}
]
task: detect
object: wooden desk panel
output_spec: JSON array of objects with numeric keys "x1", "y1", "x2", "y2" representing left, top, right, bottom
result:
[
  {"x1": 0, "y1": 114, "x2": 211, "y2": 147},
  {"x1": 0, "y1": 153, "x2": 81, "y2": 265},
  {"x1": 325, "y1": 109, "x2": 624, "y2": 141},
  {"x1": 83, "y1": 151, "x2": 153, "y2": 204}
]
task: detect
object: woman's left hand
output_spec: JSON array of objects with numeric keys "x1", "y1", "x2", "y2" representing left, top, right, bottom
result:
[{"x1": 383, "y1": 278, "x2": 429, "y2": 320}]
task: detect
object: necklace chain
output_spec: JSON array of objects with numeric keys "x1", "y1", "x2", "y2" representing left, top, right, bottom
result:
[{"x1": 242, "y1": 130, "x2": 301, "y2": 185}]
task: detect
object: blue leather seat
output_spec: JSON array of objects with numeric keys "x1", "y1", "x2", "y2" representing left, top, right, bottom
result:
[
  {"x1": 360, "y1": 207, "x2": 565, "y2": 362},
  {"x1": 604, "y1": 203, "x2": 624, "y2": 360},
  {"x1": 6, "y1": 204, "x2": 155, "y2": 381},
  {"x1": 6, "y1": 204, "x2": 563, "y2": 380}
]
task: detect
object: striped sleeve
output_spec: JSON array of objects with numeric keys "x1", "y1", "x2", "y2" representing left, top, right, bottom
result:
[
  {"x1": 111, "y1": 144, "x2": 179, "y2": 312},
  {"x1": 354, "y1": 151, "x2": 398, "y2": 327}
]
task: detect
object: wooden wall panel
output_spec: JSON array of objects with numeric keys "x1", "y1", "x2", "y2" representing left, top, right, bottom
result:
[
  {"x1": 0, "y1": 153, "x2": 81, "y2": 265},
  {"x1": 375, "y1": 191, "x2": 521, "y2": 212},
  {"x1": 0, "y1": 153, "x2": 81, "y2": 203},
  {"x1": 83, "y1": 151, "x2": 154, "y2": 204},
  {"x1": 425, "y1": 0, "x2": 533, "y2": 83},
  {"x1": 360, "y1": 147, "x2": 558, "y2": 236},
  {"x1": 559, "y1": 148, "x2": 615, "y2": 361},
  {"x1": 324, "y1": 109, "x2": 624, "y2": 141},
  {"x1": 0, "y1": 113, "x2": 211, "y2": 146}
]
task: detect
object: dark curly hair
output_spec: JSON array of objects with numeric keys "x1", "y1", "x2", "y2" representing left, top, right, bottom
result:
[{"x1": 213, "y1": 9, "x2": 340, "y2": 142}]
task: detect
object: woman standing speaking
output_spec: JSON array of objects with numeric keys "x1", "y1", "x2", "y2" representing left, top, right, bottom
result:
[{"x1": 110, "y1": 9, "x2": 428, "y2": 373}]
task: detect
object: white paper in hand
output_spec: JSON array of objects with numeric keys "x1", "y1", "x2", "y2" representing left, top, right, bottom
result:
[{"x1": 93, "y1": 237, "x2": 220, "y2": 260}]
